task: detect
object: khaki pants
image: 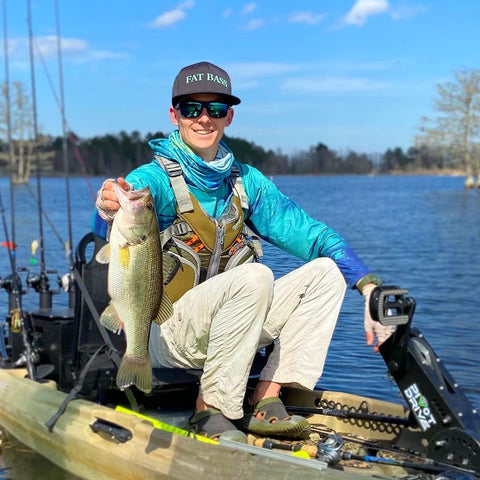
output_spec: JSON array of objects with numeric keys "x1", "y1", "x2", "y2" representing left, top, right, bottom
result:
[{"x1": 149, "y1": 258, "x2": 347, "y2": 419}]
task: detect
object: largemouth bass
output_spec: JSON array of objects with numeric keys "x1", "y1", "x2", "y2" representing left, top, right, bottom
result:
[{"x1": 96, "y1": 184, "x2": 172, "y2": 393}]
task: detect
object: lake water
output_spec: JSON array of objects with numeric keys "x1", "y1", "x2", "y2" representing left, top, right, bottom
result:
[{"x1": 0, "y1": 174, "x2": 479, "y2": 478}]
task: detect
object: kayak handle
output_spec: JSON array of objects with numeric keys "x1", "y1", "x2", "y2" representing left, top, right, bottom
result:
[{"x1": 90, "y1": 418, "x2": 133, "y2": 443}]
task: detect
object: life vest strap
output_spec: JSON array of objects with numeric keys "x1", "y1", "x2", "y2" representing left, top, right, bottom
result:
[
  {"x1": 156, "y1": 156, "x2": 194, "y2": 213},
  {"x1": 230, "y1": 164, "x2": 249, "y2": 210}
]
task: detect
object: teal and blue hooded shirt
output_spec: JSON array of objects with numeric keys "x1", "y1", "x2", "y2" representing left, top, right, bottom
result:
[{"x1": 92, "y1": 131, "x2": 372, "y2": 288}]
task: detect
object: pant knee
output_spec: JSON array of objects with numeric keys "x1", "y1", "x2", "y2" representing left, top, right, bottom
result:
[
  {"x1": 310, "y1": 257, "x2": 346, "y2": 289},
  {"x1": 234, "y1": 262, "x2": 274, "y2": 298}
]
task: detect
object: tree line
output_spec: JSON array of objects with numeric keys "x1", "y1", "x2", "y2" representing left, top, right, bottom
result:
[
  {"x1": 1, "y1": 68, "x2": 479, "y2": 185},
  {"x1": 0, "y1": 130, "x2": 462, "y2": 179}
]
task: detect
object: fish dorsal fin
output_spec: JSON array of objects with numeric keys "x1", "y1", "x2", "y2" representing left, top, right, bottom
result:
[
  {"x1": 96, "y1": 244, "x2": 111, "y2": 264},
  {"x1": 99, "y1": 304, "x2": 123, "y2": 334},
  {"x1": 154, "y1": 292, "x2": 174, "y2": 324}
]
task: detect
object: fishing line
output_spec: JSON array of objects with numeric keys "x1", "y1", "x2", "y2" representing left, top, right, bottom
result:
[
  {"x1": 1, "y1": 0, "x2": 36, "y2": 380},
  {"x1": 27, "y1": 0, "x2": 47, "y2": 276},
  {"x1": 24, "y1": 181, "x2": 67, "y2": 252},
  {"x1": 1, "y1": 0, "x2": 17, "y2": 277}
]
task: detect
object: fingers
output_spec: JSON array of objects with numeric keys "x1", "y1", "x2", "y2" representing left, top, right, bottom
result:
[
  {"x1": 365, "y1": 324, "x2": 395, "y2": 353},
  {"x1": 96, "y1": 178, "x2": 120, "y2": 223},
  {"x1": 365, "y1": 330, "x2": 374, "y2": 346},
  {"x1": 100, "y1": 179, "x2": 124, "y2": 211}
]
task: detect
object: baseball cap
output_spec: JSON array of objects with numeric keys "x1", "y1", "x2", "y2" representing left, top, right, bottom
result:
[{"x1": 172, "y1": 61, "x2": 241, "y2": 106}]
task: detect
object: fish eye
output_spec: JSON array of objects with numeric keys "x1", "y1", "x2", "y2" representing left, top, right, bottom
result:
[{"x1": 146, "y1": 202, "x2": 153, "y2": 210}]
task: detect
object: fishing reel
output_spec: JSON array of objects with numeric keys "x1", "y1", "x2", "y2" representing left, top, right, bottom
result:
[
  {"x1": 369, "y1": 285, "x2": 416, "y2": 326},
  {"x1": 21, "y1": 267, "x2": 62, "y2": 309},
  {"x1": 0, "y1": 272, "x2": 23, "y2": 295},
  {"x1": 23, "y1": 268, "x2": 62, "y2": 295},
  {"x1": 315, "y1": 433, "x2": 344, "y2": 466}
]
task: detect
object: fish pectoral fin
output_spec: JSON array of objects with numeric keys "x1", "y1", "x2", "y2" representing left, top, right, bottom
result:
[
  {"x1": 116, "y1": 354, "x2": 152, "y2": 394},
  {"x1": 154, "y1": 292, "x2": 174, "y2": 324},
  {"x1": 99, "y1": 304, "x2": 123, "y2": 334},
  {"x1": 118, "y1": 245, "x2": 130, "y2": 268},
  {"x1": 95, "y1": 244, "x2": 111, "y2": 264}
]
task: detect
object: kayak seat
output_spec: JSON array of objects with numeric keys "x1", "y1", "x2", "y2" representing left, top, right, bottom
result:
[
  {"x1": 150, "y1": 346, "x2": 269, "y2": 390},
  {"x1": 73, "y1": 232, "x2": 126, "y2": 356}
]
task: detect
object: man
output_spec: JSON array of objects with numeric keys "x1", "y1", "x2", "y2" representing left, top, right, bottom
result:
[{"x1": 94, "y1": 61, "x2": 393, "y2": 442}]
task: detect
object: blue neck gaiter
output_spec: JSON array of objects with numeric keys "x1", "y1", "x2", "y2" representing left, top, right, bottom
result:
[{"x1": 148, "y1": 130, "x2": 234, "y2": 191}]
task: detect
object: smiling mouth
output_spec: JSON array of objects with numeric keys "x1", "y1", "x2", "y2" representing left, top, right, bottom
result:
[{"x1": 194, "y1": 130, "x2": 214, "y2": 135}]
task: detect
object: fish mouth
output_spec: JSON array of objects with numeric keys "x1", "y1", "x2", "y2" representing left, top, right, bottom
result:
[{"x1": 115, "y1": 184, "x2": 152, "y2": 208}]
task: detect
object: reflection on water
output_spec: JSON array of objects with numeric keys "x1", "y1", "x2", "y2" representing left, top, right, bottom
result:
[
  {"x1": 0, "y1": 175, "x2": 479, "y2": 477},
  {"x1": 1, "y1": 431, "x2": 80, "y2": 479}
]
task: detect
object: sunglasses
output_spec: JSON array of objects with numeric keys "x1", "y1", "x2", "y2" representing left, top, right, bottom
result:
[{"x1": 175, "y1": 101, "x2": 230, "y2": 119}]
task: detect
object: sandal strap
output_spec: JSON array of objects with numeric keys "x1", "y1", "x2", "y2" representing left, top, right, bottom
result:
[
  {"x1": 241, "y1": 396, "x2": 311, "y2": 438},
  {"x1": 189, "y1": 408, "x2": 239, "y2": 439},
  {"x1": 253, "y1": 397, "x2": 289, "y2": 421}
]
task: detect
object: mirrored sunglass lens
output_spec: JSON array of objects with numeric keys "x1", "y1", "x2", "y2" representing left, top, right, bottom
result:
[
  {"x1": 178, "y1": 102, "x2": 229, "y2": 118},
  {"x1": 181, "y1": 103, "x2": 202, "y2": 117},
  {"x1": 207, "y1": 103, "x2": 228, "y2": 118}
]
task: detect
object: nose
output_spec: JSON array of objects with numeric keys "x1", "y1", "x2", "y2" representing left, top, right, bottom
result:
[{"x1": 197, "y1": 107, "x2": 211, "y2": 121}]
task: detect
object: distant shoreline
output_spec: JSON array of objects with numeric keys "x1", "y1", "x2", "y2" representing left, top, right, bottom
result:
[{"x1": 0, "y1": 169, "x2": 470, "y2": 180}]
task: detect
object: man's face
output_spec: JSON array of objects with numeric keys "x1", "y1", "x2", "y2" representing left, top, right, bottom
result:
[{"x1": 169, "y1": 93, "x2": 234, "y2": 161}]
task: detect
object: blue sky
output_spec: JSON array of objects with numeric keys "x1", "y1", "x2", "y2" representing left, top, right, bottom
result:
[{"x1": 2, "y1": 0, "x2": 479, "y2": 155}]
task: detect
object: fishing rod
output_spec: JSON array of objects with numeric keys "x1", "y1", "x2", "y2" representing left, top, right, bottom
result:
[
  {"x1": 26, "y1": 0, "x2": 57, "y2": 310},
  {"x1": 1, "y1": 0, "x2": 36, "y2": 379},
  {"x1": 54, "y1": 0, "x2": 75, "y2": 304},
  {"x1": 315, "y1": 433, "x2": 478, "y2": 476},
  {"x1": 54, "y1": 0, "x2": 73, "y2": 267}
]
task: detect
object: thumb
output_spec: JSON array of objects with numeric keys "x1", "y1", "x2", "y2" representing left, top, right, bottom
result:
[
  {"x1": 117, "y1": 177, "x2": 130, "y2": 190},
  {"x1": 365, "y1": 330, "x2": 375, "y2": 346}
]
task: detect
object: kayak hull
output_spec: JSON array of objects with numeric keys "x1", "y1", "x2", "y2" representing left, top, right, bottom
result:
[{"x1": 0, "y1": 366, "x2": 412, "y2": 480}]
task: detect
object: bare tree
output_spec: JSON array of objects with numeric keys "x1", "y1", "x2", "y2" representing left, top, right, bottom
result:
[
  {"x1": 0, "y1": 81, "x2": 50, "y2": 183},
  {"x1": 416, "y1": 69, "x2": 480, "y2": 188}
]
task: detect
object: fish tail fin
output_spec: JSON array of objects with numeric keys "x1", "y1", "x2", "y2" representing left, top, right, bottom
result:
[
  {"x1": 116, "y1": 354, "x2": 152, "y2": 394},
  {"x1": 154, "y1": 291, "x2": 174, "y2": 324}
]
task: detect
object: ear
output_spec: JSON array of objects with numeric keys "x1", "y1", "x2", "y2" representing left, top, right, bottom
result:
[
  {"x1": 225, "y1": 108, "x2": 234, "y2": 127},
  {"x1": 169, "y1": 106, "x2": 179, "y2": 126}
]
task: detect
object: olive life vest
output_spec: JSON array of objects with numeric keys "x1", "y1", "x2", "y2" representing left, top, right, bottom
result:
[{"x1": 157, "y1": 156, "x2": 263, "y2": 303}]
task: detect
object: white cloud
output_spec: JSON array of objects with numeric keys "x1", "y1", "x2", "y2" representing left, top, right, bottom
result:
[
  {"x1": 288, "y1": 12, "x2": 326, "y2": 25},
  {"x1": 222, "y1": 8, "x2": 233, "y2": 18},
  {"x1": 391, "y1": 4, "x2": 428, "y2": 20},
  {"x1": 342, "y1": 0, "x2": 390, "y2": 26},
  {"x1": 242, "y1": 19, "x2": 265, "y2": 31},
  {"x1": 281, "y1": 76, "x2": 387, "y2": 92},
  {"x1": 2, "y1": 36, "x2": 126, "y2": 69},
  {"x1": 242, "y1": 2, "x2": 257, "y2": 15},
  {"x1": 7, "y1": 36, "x2": 88, "y2": 59},
  {"x1": 149, "y1": 1, "x2": 195, "y2": 28}
]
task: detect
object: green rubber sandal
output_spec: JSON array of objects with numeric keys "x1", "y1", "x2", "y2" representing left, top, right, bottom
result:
[
  {"x1": 189, "y1": 408, "x2": 247, "y2": 443},
  {"x1": 239, "y1": 397, "x2": 310, "y2": 439}
]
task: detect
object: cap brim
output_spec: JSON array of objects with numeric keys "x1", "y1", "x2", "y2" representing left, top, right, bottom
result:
[{"x1": 172, "y1": 93, "x2": 241, "y2": 107}]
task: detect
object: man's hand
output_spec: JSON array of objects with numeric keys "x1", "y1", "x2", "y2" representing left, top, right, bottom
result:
[
  {"x1": 95, "y1": 177, "x2": 130, "y2": 223},
  {"x1": 362, "y1": 284, "x2": 395, "y2": 353}
]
